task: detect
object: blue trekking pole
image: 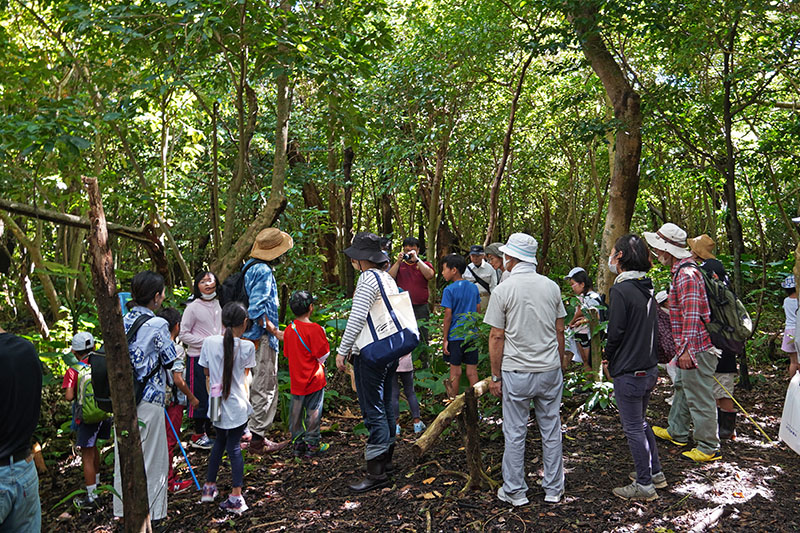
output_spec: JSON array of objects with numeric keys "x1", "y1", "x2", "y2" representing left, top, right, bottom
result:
[{"x1": 165, "y1": 408, "x2": 201, "y2": 490}]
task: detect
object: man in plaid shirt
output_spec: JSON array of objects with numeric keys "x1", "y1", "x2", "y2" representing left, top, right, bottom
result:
[{"x1": 644, "y1": 223, "x2": 722, "y2": 462}]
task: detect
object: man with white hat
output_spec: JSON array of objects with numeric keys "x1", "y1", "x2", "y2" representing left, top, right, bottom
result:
[
  {"x1": 484, "y1": 233, "x2": 567, "y2": 506},
  {"x1": 644, "y1": 223, "x2": 721, "y2": 462},
  {"x1": 243, "y1": 227, "x2": 294, "y2": 454}
]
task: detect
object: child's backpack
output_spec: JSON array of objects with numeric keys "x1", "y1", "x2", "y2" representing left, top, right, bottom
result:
[
  {"x1": 674, "y1": 263, "x2": 753, "y2": 353},
  {"x1": 218, "y1": 259, "x2": 267, "y2": 308},
  {"x1": 76, "y1": 362, "x2": 111, "y2": 424},
  {"x1": 90, "y1": 314, "x2": 153, "y2": 413}
]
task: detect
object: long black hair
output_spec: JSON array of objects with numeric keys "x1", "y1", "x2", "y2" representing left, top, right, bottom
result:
[
  {"x1": 221, "y1": 301, "x2": 248, "y2": 400},
  {"x1": 569, "y1": 270, "x2": 593, "y2": 295},
  {"x1": 192, "y1": 270, "x2": 220, "y2": 300},
  {"x1": 131, "y1": 271, "x2": 165, "y2": 308}
]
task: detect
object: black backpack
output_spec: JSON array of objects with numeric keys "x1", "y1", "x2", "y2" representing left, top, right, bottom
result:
[
  {"x1": 218, "y1": 259, "x2": 267, "y2": 308},
  {"x1": 90, "y1": 314, "x2": 152, "y2": 413}
]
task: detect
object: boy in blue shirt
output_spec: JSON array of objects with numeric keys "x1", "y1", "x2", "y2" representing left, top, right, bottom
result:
[{"x1": 441, "y1": 254, "x2": 481, "y2": 398}]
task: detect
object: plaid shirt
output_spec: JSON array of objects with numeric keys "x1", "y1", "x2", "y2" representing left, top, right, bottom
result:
[{"x1": 669, "y1": 258, "x2": 714, "y2": 362}]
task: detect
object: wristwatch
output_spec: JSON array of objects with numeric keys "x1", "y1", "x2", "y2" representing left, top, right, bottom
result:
[{"x1": 491, "y1": 374, "x2": 501, "y2": 383}]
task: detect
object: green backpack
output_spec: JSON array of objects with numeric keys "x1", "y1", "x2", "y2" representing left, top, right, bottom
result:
[
  {"x1": 675, "y1": 263, "x2": 753, "y2": 353},
  {"x1": 77, "y1": 363, "x2": 111, "y2": 424}
]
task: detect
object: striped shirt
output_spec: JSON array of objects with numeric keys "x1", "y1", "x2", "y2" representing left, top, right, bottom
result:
[
  {"x1": 669, "y1": 258, "x2": 714, "y2": 362},
  {"x1": 337, "y1": 269, "x2": 399, "y2": 357}
]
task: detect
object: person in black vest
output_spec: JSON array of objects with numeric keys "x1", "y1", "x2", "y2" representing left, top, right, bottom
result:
[
  {"x1": 0, "y1": 325, "x2": 42, "y2": 531},
  {"x1": 688, "y1": 234, "x2": 738, "y2": 439}
]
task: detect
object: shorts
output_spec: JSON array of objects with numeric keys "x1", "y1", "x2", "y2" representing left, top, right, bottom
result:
[
  {"x1": 76, "y1": 418, "x2": 112, "y2": 448},
  {"x1": 712, "y1": 372, "x2": 736, "y2": 400},
  {"x1": 445, "y1": 339, "x2": 478, "y2": 366},
  {"x1": 782, "y1": 328, "x2": 796, "y2": 353}
]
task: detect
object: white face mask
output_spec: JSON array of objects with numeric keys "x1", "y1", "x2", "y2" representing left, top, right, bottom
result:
[
  {"x1": 503, "y1": 256, "x2": 513, "y2": 271},
  {"x1": 200, "y1": 291, "x2": 217, "y2": 301},
  {"x1": 608, "y1": 254, "x2": 618, "y2": 275}
]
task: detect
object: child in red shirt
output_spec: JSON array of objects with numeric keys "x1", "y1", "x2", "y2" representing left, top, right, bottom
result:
[{"x1": 284, "y1": 291, "x2": 330, "y2": 458}]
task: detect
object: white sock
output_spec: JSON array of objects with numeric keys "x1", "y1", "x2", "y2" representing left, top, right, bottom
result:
[{"x1": 87, "y1": 483, "x2": 97, "y2": 500}]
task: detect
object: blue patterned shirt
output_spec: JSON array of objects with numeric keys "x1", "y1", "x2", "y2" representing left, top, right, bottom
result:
[
  {"x1": 243, "y1": 259, "x2": 279, "y2": 351},
  {"x1": 124, "y1": 306, "x2": 178, "y2": 407}
]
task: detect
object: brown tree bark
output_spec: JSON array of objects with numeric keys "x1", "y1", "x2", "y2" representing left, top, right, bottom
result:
[
  {"x1": 341, "y1": 147, "x2": 356, "y2": 295},
  {"x1": 462, "y1": 387, "x2": 487, "y2": 490},
  {"x1": 484, "y1": 52, "x2": 534, "y2": 246},
  {"x1": 569, "y1": 3, "x2": 642, "y2": 296},
  {"x1": 82, "y1": 177, "x2": 152, "y2": 533}
]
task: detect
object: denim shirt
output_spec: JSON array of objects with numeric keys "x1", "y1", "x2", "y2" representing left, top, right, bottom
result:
[
  {"x1": 243, "y1": 260, "x2": 279, "y2": 351},
  {"x1": 125, "y1": 306, "x2": 178, "y2": 407}
]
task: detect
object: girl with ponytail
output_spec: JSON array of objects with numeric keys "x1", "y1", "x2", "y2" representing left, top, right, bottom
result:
[{"x1": 198, "y1": 302, "x2": 255, "y2": 514}]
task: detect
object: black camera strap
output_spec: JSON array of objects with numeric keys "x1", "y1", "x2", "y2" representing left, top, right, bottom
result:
[{"x1": 467, "y1": 265, "x2": 491, "y2": 294}]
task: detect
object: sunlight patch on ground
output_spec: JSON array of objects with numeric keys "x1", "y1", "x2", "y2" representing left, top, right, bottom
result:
[{"x1": 671, "y1": 461, "x2": 776, "y2": 506}]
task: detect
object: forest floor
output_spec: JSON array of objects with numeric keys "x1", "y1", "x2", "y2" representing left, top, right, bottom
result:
[{"x1": 41, "y1": 365, "x2": 800, "y2": 532}]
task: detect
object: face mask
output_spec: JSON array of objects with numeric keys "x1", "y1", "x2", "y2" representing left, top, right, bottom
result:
[
  {"x1": 200, "y1": 291, "x2": 217, "y2": 301},
  {"x1": 503, "y1": 257, "x2": 513, "y2": 270},
  {"x1": 608, "y1": 254, "x2": 618, "y2": 275}
]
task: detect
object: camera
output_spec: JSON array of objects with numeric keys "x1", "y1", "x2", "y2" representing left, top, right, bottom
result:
[{"x1": 402, "y1": 253, "x2": 413, "y2": 261}]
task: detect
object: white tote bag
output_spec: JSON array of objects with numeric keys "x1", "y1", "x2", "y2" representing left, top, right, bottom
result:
[
  {"x1": 354, "y1": 272, "x2": 419, "y2": 365},
  {"x1": 779, "y1": 372, "x2": 800, "y2": 455}
]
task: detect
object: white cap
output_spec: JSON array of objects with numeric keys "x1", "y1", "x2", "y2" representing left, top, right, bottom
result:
[
  {"x1": 499, "y1": 233, "x2": 539, "y2": 265},
  {"x1": 793, "y1": 216, "x2": 800, "y2": 224},
  {"x1": 565, "y1": 267, "x2": 585, "y2": 280},
  {"x1": 71, "y1": 332, "x2": 95, "y2": 352}
]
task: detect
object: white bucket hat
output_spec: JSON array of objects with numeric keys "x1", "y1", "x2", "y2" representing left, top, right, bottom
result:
[
  {"x1": 499, "y1": 233, "x2": 538, "y2": 265},
  {"x1": 643, "y1": 223, "x2": 693, "y2": 260}
]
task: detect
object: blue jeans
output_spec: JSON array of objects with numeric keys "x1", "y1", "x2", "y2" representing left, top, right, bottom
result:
[
  {"x1": 353, "y1": 354, "x2": 398, "y2": 460},
  {"x1": 614, "y1": 367, "x2": 661, "y2": 486},
  {"x1": 0, "y1": 457, "x2": 41, "y2": 532}
]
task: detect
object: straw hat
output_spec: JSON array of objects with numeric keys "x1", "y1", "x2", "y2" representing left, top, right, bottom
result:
[
  {"x1": 499, "y1": 233, "x2": 539, "y2": 265},
  {"x1": 250, "y1": 228, "x2": 293, "y2": 261},
  {"x1": 688, "y1": 234, "x2": 716, "y2": 260},
  {"x1": 643, "y1": 223, "x2": 693, "y2": 260}
]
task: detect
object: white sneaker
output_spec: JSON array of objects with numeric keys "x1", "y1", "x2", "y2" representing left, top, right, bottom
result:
[
  {"x1": 544, "y1": 489, "x2": 564, "y2": 503},
  {"x1": 497, "y1": 487, "x2": 529, "y2": 507}
]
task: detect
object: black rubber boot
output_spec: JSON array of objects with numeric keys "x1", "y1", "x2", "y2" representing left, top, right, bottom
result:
[
  {"x1": 385, "y1": 443, "x2": 395, "y2": 475},
  {"x1": 718, "y1": 408, "x2": 737, "y2": 440},
  {"x1": 349, "y1": 454, "x2": 390, "y2": 493}
]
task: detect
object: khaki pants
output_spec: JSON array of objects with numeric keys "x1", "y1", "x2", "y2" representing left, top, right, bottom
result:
[
  {"x1": 248, "y1": 339, "x2": 279, "y2": 438},
  {"x1": 667, "y1": 350, "x2": 720, "y2": 454},
  {"x1": 113, "y1": 401, "x2": 168, "y2": 520}
]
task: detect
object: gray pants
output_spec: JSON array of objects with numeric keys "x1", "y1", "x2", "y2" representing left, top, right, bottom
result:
[
  {"x1": 667, "y1": 350, "x2": 720, "y2": 454},
  {"x1": 614, "y1": 368, "x2": 661, "y2": 485},
  {"x1": 501, "y1": 368, "x2": 564, "y2": 499},
  {"x1": 248, "y1": 340, "x2": 278, "y2": 438}
]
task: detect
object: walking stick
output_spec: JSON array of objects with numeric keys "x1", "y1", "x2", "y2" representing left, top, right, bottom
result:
[
  {"x1": 712, "y1": 375, "x2": 774, "y2": 443},
  {"x1": 165, "y1": 408, "x2": 202, "y2": 490}
]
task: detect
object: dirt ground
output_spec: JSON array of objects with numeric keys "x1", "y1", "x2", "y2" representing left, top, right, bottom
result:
[{"x1": 41, "y1": 366, "x2": 800, "y2": 532}]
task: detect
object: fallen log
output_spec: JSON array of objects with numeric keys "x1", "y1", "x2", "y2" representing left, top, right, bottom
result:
[{"x1": 413, "y1": 377, "x2": 491, "y2": 458}]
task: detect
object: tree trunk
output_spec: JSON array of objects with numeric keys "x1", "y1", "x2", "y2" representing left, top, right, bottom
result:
[
  {"x1": 212, "y1": 0, "x2": 290, "y2": 280},
  {"x1": 462, "y1": 386, "x2": 487, "y2": 490},
  {"x1": 82, "y1": 177, "x2": 152, "y2": 533},
  {"x1": 211, "y1": 101, "x2": 222, "y2": 258},
  {"x1": 341, "y1": 147, "x2": 356, "y2": 295},
  {"x1": 570, "y1": 3, "x2": 642, "y2": 297},
  {"x1": 0, "y1": 212, "x2": 61, "y2": 323},
  {"x1": 484, "y1": 52, "x2": 534, "y2": 246}
]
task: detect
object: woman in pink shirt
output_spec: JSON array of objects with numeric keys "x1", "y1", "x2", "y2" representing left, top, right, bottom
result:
[{"x1": 181, "y1": 270, "x2": 223, "y2": 449}]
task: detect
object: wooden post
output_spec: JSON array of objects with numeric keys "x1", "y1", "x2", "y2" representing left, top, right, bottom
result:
[
  {"x1": 83, "y1": 177, "x2": 152, "y2": 533},
  {"x1": 462, "y1": 387, "x2": 486, "y2": 490},
  {"x1": 414, "y1": 377, "x2": 491, "y2": 458}
]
